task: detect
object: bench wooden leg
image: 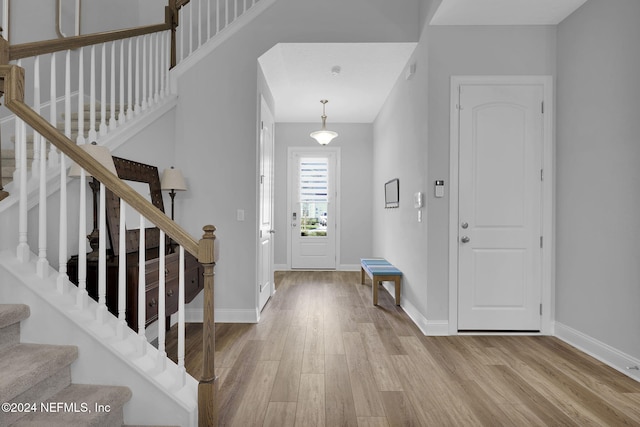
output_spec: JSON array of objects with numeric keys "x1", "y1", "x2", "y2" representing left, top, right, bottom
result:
[
  {"x1": 361, "y1": 267, "x2": 365, "y2": 285},
  {"x1": 394, "y1": 278, "x2": 401, "y2": 306},
  {"x1": 372, "y1": 276, "x2": 379, "y2": 305}
]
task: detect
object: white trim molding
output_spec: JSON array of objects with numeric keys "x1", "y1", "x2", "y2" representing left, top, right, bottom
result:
[
  {"x1": 448, "y1": 75, "x2": 555, "y2": 335},
  {"x1": 555, "y1": 322, "x2": 640, "y2": 382}
]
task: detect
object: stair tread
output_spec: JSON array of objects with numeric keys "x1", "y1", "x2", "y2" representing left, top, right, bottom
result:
[
  {"x1": 0, "y1": 304, "x2": 30, "y2": 329},
  {"x1": 0, "y1": 343, "x2": 78, "y2": 403},
  {"x1": 10, "y1": 383, "x2": 132, "y2": 426}
]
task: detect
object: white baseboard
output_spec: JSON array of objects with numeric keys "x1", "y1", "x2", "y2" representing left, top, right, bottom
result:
[
  {"x1": 274, "y1": 264, "x2": 288, "y2": 272},
  {"x1": 555, "y1": 321, "x2": 640, "y2": 382},
  {"x1": 184, "y1": 307, "x2": 259, "y2": 323},
  {"x1": 379, "y1": 282, "x2": 446, "y2": 336},
  {"x1": 339, "y1": 264, "x2": 360, "y2": 272}
]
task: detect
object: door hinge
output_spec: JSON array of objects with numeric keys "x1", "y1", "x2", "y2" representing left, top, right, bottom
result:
[
  {"x1": 540, "y1": 236, "x2": 543, "y2": 248},
  {"x1": 540, "y1": 303, "x2": 543, "y2": 315},
  {"x1": 540, "y1": 169, "x2": 544, "y2": 181},
  {"x1": 541, "y1": 101, "x2": 544, "y2": 114},
  {"x1": 260, "y1": 174, "x2": 265, "y2": 184},
  {"x1": 261, "y1": 120, "x2": 264, "y2": 130}
]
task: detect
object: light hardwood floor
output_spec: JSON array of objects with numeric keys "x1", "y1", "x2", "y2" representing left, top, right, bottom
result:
[{"x1": 166, "y1": 271, "x2": 640, "y2": 426}]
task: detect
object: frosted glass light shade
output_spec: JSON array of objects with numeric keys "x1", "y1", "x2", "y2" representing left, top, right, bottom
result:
[{"x1": 310, "y1": 129, "x2": 339, "y2": 145}]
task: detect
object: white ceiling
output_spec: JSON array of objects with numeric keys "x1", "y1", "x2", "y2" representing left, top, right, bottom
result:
[
  {"x1": 259, "y1": 1, "x2": 587, "y2": 123},
  {"x1": 430, "y1": 0, "x2": 588, "y2": 25},
  {"x1": 258, "y1": 43, "x2": 417, "y2": 123}
]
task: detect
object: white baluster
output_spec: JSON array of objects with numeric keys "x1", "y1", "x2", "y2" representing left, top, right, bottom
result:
[
  {"x1": 77, "y1": 47, "x2": 86, "y2": 144},
  {"x1": 135, "y1": 36, "x2": 141, "y2": 115},
  {"x1": 65, "y1": 50, "x2": 71, "y2": 138},
  {"x1": 216, "y1": 0, "x2": 220, "y2": 34},
  {"x1": 49, "y1": 54, "x2": 59, "y2": 167},
  {"x1": 89, "y1": 45, "x2": 97, "y2": 141},
  {"x1": 110, "y1": 42, "x2": 117, "y2": 130},
  {"x1": 142, "y1": 35, "x2": 148, "y2": 111},
  {"x1": 36, "y1": 126, "x2": 49, "y2": 278},
  {"x1": 137, "y1": 215, "x2": 147, "y2": 355},
  {"x1": 179, "y1": 8, "x2": 184, "y2": 63},
  {"x1": 207, "y1": 0, "x2": 211, "y2": 40},
  {"x1": 225, "y1": 0, "x2": 229, "y2": 27},
  {"x1": 189, "y1": 3, "x2": 193, "y2": 56},
  {"x1": 157, "y1": 231, "x2": 167, "y2": 371},
  {"x1": 244, "y1": 0, "x2": 247, "y2": 13},
  {"x1": 166, "y1": 32, "x2": 171, "y2": 92},
  {"x1": 76, "y1": 168, "x2": 88, "y2": 308},
  {"x1": 16, "y1": 118, "x2": 29, "y2": 263},
  {"x1": 32, "y1": 56, "x2": 41, "y2": 179},
  {"x1": 154, "y1": 33, "x2": 159, "y2": 104},
  {"x1": 234, "y1": 0, "x2": 238, "y2": 21},
  {"x1": 127, "y1": 38, "x2": 134, "y2": 119},
  {"x1": 177, "y1": 246, "x2": 186, "y2": 387},
  {"x1": 116, "y1": 198, "x2": 127, "y2": 338},
  {"x1": 119, "y1": 40, "x2": 126, "y2": 125},
  {"x1": 198, "y1": 0, "x2": 202, "y2": 48},
  {"x1": 160, "y1": 32, "x2": 166, "y2": 99},
  {"x1": 56, "y1": 151, "x2": 68, "y2": 291},
  {"x1": 13, "y1": 60, "x2": 21, "y2": 185},
  {"x1": 99, "y1": 43, "x2": 107, "y2": 136},
  {"x1": 96, "y1": 179, "x2": 107, "y2": 322}
]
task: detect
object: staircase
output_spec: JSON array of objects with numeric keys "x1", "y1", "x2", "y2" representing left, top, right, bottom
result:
[
  {"x1": 0, "y1": 304, "x2": 132, "y2": 426},
  {"x1": 0, "y1": 104, "x2": 113, "y2": 188}
]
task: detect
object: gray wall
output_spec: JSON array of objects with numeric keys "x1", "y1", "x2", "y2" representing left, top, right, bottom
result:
[
  {"x1": 556, "y1": 0, "x2": 640, "y2": 358},
  {"x1": 274, "y1": 123, "x2": 373, "y2": 268},
  {"x1": 173, "y1": 0, "x2": 420, "y2": 314},
  {"x1": 374, "y1": 4, "x2": 556, "y2": 322}
]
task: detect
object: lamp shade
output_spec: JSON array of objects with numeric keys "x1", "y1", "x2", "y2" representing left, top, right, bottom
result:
[
  {"x1": 161, "y1": 167, "x2": 187, "y2": 191},
  {"x1": 310, "y1": 129, "x2": 339, "y2": 145},
  {"x1": 68, "y1": 142, "x2": 117, "y2": 178}
]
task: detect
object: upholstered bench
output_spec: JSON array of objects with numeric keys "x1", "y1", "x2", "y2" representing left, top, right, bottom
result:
[{"x1": 360, "y1": 258, "x2": 402, "y2": 306}]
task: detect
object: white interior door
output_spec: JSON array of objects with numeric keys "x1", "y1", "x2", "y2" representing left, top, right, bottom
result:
[
  {"x1": 458, "y1": 83, "x2": 543, "y2": 331},
  {"x1": 258, "y1": 97, "x2": 275, "y2": 311},
  {"x1": 289, "y1": 149, "x2": 337, "y2": 269}
]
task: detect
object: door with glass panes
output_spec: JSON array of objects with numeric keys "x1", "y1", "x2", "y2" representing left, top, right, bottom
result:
[{"x1": 289, "y1": 148, "x2": 337, "y2": 269}]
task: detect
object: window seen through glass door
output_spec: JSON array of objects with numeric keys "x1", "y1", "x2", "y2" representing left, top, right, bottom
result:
[{"x1": 299, "y1": 157, "x2": 329, "y2": 237}]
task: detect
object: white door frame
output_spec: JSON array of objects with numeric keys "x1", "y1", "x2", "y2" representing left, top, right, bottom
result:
[
  {"x1": 448, "y1": 75, "x2": 555, "y2": 335},
  {"x1": 286, "y1": 146, "x2": 341, "y2": 269}
]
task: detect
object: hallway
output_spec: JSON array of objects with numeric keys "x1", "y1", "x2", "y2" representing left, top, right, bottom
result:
[{"x1": 167, "y1": 271, "x2": 640, "y2": 426}]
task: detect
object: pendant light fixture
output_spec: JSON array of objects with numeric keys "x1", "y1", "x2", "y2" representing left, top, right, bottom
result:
[{"x1": 310, "y1": 99, "x2": 338, "y2": 145}]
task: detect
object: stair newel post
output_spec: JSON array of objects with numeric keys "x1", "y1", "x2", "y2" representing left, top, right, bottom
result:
[
  {"x1": 198, "y1": 224, "x2": 218, "y2": 427},
  {"x1": 167, "y1": 0, "x2": 178, "y2": 69}
]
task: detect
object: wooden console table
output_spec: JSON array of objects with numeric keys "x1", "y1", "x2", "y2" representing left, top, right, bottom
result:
[{"x1": 68, "y1": 248, "x2": 203, "y2": 331}]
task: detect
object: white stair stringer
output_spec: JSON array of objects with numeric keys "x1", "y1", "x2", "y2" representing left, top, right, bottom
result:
[{"x1": 0, "y1": 249, "x2": 198, "y2": 427}]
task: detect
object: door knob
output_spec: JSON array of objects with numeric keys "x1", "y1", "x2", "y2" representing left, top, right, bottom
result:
[
  {"x1": 461, "y1": 236, "x2": 470, "y2": 243},
  {"x1": 269, "y1": 230, "x2": 276, "y2": 234}
]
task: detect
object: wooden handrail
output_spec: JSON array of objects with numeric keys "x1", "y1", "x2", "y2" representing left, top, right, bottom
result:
[
  {"x1": 0, "y1": 63, "x2": 199, "y2": 256},
  {"x1": 9, "y1": 22, "x2": 172, "y2": 61}
]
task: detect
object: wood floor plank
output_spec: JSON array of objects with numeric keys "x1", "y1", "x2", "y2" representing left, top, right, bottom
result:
[
  {"x1": 270, "y1": 325, "x2": 306, "y2": 402},
  {"x1": 263, "y1": 402, "x2": 297, "y2": 427},
  {"x1": 357, "y1": 417, "x2": 389, "y2": 427},
  {"x1": 230, "y1": 361, "x2": 279, "y2": 427},
  {"x1": 343, "y1": 332, "x2": 386, "y2": 417},
  {"x1": 325, "y1": 354, "x2": 358, "y2": 427},
  {"x1": 165, "y1": 271, "x2": 640, "y2": 427},
  {"x1": 295, "y1": 374, "x2": 325, "y2": 427}
]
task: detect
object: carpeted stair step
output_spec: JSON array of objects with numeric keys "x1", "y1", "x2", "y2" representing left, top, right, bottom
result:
[
  {"x1": 0, "y1": 343, "x2": 77, "y2": 424},
  {"x1": 0, "y1": 304, "x2": 30, "y2": 352},
  {"x1": 10, "y1": 383, "x2": 132, "y2": 426}
]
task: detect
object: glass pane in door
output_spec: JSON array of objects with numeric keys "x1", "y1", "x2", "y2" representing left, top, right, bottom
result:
[{"x1": 299, "y1": 157, "x2": 329, "y2": 237}]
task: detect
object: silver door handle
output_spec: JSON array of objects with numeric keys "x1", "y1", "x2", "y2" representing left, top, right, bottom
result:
[
  {"x1": 269, "y1": 230, "x2": 276, "y2": 234},
  {"x1": 461, "y1": 236, "x2": 470, "y2": 243}
]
